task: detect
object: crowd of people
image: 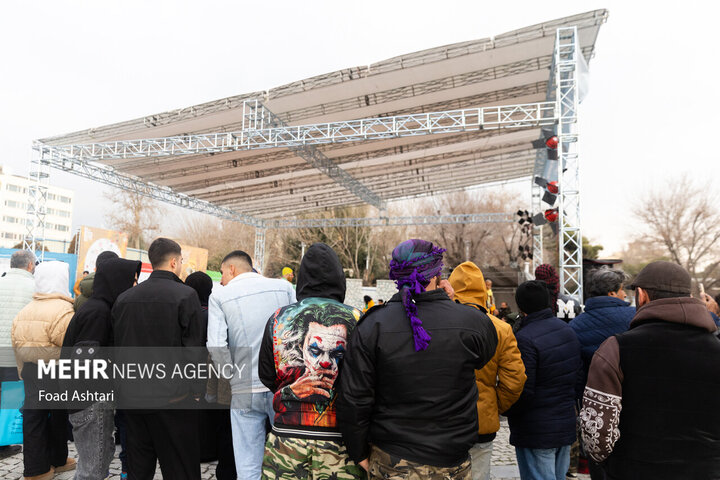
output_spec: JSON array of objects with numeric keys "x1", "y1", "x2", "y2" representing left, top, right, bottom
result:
[{"x1": 0, "y1": 237, "x2": 719, "y2": 480}]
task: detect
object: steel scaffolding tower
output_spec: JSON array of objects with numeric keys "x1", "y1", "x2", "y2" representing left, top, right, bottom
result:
[
  {"x1": 555, "y1": 27, "x2": 583, "y2": 299},
  {"x1": 22, "y1": 149, "x2": 51, "y2": 258}
]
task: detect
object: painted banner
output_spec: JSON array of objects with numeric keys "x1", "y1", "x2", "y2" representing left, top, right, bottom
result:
[
  {"x1": 136, "y1": 248, "x2": 208, "y2": 283},
  {"x1": 77, "y1": 226, "x2": 128, "y2": 278},
  {"x1": 178, "y1": 244, "x2": 209, "y2": 281}
]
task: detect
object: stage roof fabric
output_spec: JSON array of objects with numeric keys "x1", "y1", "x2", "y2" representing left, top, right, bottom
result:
[{"x1": 40, "y1": 9, "x2": 607, "y2": 218}]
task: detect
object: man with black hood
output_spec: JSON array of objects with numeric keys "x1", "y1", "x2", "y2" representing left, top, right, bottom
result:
[
  {"x1": 74, "y1": 250, "x2": 119, "y2": 311},
  {"x1": 258, "y1": 243, "x2": 364, "y2": 479},
  {"x1": 62, "y1": 256, "x2": 141, "y2": 480}
]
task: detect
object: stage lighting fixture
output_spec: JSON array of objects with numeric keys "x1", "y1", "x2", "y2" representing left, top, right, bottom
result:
[
  {"x1": 544, "y1": 209, "x2": 559, "y2": 223},
  {"x1": 542, "y1": 191, "x2": 557, "y2": 205},
  {"x1": 545, "y1": 136, "x2": 559, "y2": 149},
  {"x1": 531, "y1": 129, "x2": 559, "y2": 161},
  {"x1": 532, "y1": 213, "x2": 547, "y2": 226}
]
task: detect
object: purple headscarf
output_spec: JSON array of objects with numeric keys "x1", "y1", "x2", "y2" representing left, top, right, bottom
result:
[{"x1": 389, "y1": 239, "x2": 446, "y2": 351}]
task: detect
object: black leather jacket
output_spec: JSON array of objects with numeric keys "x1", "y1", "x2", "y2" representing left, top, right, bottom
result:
[{"x1": 337, "y1": 289, "x2": 498, "y2": 467}]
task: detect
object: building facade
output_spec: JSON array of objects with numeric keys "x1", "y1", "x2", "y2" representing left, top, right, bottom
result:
[{"x1": 0, "y1": 165, "x2": 74, "y2": 251}]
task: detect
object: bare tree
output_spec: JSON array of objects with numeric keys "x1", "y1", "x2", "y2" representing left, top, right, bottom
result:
[
  {"x1": 265, "y1": 189, "x2": 528, "y2": 282},
  {"x1": 615, "y1": 238, "x2": 669, "y2": 278},
  {"x1": 104, "y1": 190, "x2": 163, "y2": 250},
  {"x1": 633, "y1": 175, "x2": 720, "y2": 291},
  {"x1": 410, "y1": 190, "x2": 526, "y2": 269},
  {"x1": 266, "y1": 206, "x2": 408, "y2": 284},
  {"x1": 173, "y1": 215, "x2": 255, "y2": 270}
]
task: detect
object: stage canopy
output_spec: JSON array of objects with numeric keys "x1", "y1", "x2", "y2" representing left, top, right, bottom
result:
[{"x1": 39, "y1": 9, "x2": 607, "y2": 219}]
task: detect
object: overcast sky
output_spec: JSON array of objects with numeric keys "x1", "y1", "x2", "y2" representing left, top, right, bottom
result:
[{"x1": 1, "y1": 0, "x2": 718, "y2": 256}]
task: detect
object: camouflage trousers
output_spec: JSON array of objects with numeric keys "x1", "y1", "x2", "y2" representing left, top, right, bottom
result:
[
  {"x1": 368, "y1": 445, "x2": 471, "y2": 480},
  {"x1": 262, "y1": 432, "x2": 366, "y2": 480}
]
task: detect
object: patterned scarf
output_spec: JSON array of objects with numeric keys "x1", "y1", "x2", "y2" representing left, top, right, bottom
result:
[
  {"x1": 389, "y1": 239, "x2": 446, "y2": 351},
  {"x1": 534, "y1": 263, "x2": 559, "y2": 313}
]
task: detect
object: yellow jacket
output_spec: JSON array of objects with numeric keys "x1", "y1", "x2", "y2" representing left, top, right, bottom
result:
[
  {"x1": 449, "y1": 261, "x2": 526, "y2": 435},
  {"x1": 11, "y1": 293, "x2": 74, "y2": 378},
  {"x1": 363, "y1": 299, "x2": 375, "y2": 313}
]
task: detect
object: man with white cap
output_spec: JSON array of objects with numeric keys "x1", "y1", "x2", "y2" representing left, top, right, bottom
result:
[
  {"x1": 12, "y1": 260, "x2": 76, "y2": 480},
  {"x1": 0, "y1": 250, "x2": 36, "y2": 459}
]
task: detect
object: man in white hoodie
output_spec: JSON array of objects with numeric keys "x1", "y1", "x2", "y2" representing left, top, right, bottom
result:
[
  {"x1": 0, "y1": 250, "x2": 35, "y2": 459},
  {"x1": 12, "y1": 261, "x2": 76, "y2": 480}
]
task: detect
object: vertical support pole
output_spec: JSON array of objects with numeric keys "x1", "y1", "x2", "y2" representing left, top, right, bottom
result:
[
  {"x1": 254, "y1": 226, "x2": 266, "y2": 274},
  {"x1": 555, "y1": 27, "x2": 583, "y2": 300},
  {"x1": 23, "y1": 144, "x2": 50, "y2": 259},
  {"x1": 531, "y1": 36, "x2": 559, "y2": 275},
  {"x1": 531, "y1": 184, "x2": 544, "y2": 271}
]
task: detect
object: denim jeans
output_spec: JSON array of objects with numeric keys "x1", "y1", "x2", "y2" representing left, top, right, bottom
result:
[
  {"x1": 231, "y1": 392, "x2": 274, "y2": 479},
  {"x1": 469, "y1": 441, "x2": 494, "y2": 480},
  {"x1": 515, "y1": 445, "x2": 571, "y2": 480},
  {"x1": 69, "y1": 402, "x2": 115, "y2": 480}
]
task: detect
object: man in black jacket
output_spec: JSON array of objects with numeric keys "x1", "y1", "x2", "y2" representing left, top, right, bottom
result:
[
  {"x1": 112, "y1": 238, "x2": 205, "y2": 480},
  {"x1": 580, "y1": 261, "x2": 720, "y2": 480},
  {"x1": 63, "y1": 257, "x2": 141, "y2": 480},
  {"x1": 337, "y1": 239, "x2": 498, "y2": 479}
]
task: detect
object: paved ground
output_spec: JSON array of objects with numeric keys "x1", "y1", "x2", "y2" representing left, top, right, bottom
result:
[{"x1": 0, "y1": 419, "x2": 589, "y2": 479}]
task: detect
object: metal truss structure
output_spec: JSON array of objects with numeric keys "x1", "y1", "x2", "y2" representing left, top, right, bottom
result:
[
  {"x1": 249, "y1": 213, "x2": 516, "y2": 272},
  {"x1": 527, "y1": 27, "x2": 584, "y2": 299},
  {"x1": 28, "y1": 100, "x2": 558, "y2": 271},
  {"x1": 554, "y1": 27, "x2": 583, "y2": 299},
  {"x1": 22, "y1": 150, "x2": 51, "y2": 258},
  {"x1": 242, "y1": 101, "x2": 384, "y2": 209},
  {"x1": 41, "y1": 102, "x2": 556, "y2": 161},
  {"x1": 268, "y1": 213, "x2": 514, "y2": 229},
  {"x1": 30, "y1": 142, "x2": 264, "y2": 228},
  {"x1": 23, "y1": 13, "x2": 605, "y2": 278},
  {"x1": 253, "y1": 227, "x2": 267, "y2": 275},
  {"x1": 531, "y1": 183, "x2": 544, "y2": 271}
]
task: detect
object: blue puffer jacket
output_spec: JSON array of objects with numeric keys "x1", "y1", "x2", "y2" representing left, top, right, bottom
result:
[
  {"x1": 569, "y1": 296, "x2": 635, "y2": 382},
  {"x1": 505, "y1": 308, "x2": 581, "y2": 449}
]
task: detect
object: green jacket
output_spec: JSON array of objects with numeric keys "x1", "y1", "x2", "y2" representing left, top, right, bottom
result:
[{"x1": 74, "y1": 272, "x2": 95, "y2": 311}]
